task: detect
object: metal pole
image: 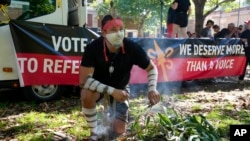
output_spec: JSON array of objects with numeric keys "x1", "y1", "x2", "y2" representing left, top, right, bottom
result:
[
  {"x1": 237, "y1": 0, "x2": 240, "y2": 26},
  {"x1": 160, "y1": 0, "x2": 163, "y2": 37},
  {"x1": 219, "y1": 10, "x2": 221, "y2": 28}
]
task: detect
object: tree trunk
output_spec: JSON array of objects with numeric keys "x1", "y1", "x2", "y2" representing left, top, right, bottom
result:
[
  {"x1": 192, "y1": 0, "x2": 206, "y2": 37},
  {"x1": 138, "y1": 26, "x2": 143, "y2": 37},
  {"x1": 137, "y1": 20, "x2": 145, "y2": 37},
  {"x1": 192, "y1": 0, "x2": 233, "y2": 37},
  {"x1": 137, "y1": 11, "x2": 149, "y2": 37}
]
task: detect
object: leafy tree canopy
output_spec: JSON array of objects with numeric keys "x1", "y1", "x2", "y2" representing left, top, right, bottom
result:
[
  {"x1": 92, "y1": 0, "x2": 172, "y2": 37},
  {"x1": 92, "y1": 0, "x2": 239, "y2": 37},
  {"x1": 28, "y1": 0, "x2": 55, "y2": 15}
]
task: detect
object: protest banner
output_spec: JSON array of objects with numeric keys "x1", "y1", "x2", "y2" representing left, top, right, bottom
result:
[{"x1": 9, "y1": 20, "x2": 246, "y2": 86}]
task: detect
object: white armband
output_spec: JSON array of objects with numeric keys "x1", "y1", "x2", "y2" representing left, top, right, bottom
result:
[
  {"x1": 147, "y1": 67, "x2": 158, "y2": 92},
  {"x1": 83, "y1": 77, "x2": 115, "y2": 95}
]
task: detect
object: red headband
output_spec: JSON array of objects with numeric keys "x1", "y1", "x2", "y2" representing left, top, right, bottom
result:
[{"x1": 102, "y1": 19, "x2": 124, "y2": 30}]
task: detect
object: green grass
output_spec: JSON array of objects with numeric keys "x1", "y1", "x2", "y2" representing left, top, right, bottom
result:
[
  {"x1": 171, "y1": 94, "x2": 250, "y2": 140},
  {"x1": 172, "y1": 94, "x2": 191, "y2": 100},
  {"x1": 0, "y1": 120, "x2": 7, "y2": 129},
  {"x1": 0, "y1": 99, "x2": 89, "y2": 141},
  {"x1": 0, "y1": 93, "x2": 250, "y2": 140},
  {"x1": 191, "y1": 104, "x2": 203, "y2": 112},
  {"x1": 128, "y1": 94, "x2": 250, "y2": 140},
  {"x1": 15, "y1": 110, "x2": 89, "y2": 140}
]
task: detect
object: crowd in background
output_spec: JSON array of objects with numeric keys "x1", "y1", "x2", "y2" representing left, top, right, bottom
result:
[
  {"x1": 184, "y1": 20, "x2": 246, "y2": 38},
  {"x1": 166, "y1": 0, "x2": 250, "y2": 83},
  {"x1": 166, "y1": 0, "x2": 248, "y2": 39},
  {"x1": 197, "y1": 19, "x2": 245, "y2": 39}
]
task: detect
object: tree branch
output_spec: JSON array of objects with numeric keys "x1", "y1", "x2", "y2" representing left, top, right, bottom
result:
[
  {"x1": 204, "y1": 5, "x2": 219, "y2": 18},
  {"x1": 203, "y1": 0, "x2": 235, "y2": 18}
]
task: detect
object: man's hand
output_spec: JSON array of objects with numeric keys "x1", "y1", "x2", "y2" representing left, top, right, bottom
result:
[
  {"x1": 111, "y1": 89, "x2": 129, "y2": 102},
  {"x1": 148, "y1": 90, "x2": 160, "y2": 105}
]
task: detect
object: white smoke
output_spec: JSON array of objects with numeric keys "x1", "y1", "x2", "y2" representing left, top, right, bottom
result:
[{"x1": 95, "y1": 104, "x2": 115, "y2": 140}]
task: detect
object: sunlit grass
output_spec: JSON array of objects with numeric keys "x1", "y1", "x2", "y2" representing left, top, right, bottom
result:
[
  {"x1": 172, "y1": 94, "x2": 191, "y2": 100},
  {"x1": 0, "y1": 120, "x2": 7, "y2": 129},
  {"x1": 13, "y1": 110, "x2": 90, "y2": 140},
  {"x1": 1, "y1": 92, "x2": 249, "y2": 140},
  {"x1": 191, "y1": 104, "x2": 203, "y2": 112},
  {"x1": 163, "y1": 93, "x2": 250, "y2": 140},
  {"x1": 204, "y1": 106, "x2": 250, "y2": 140},
  {"x1": 0, "y1": 101, "x2": 89, "y2": 141},
  {"x1": 17, "y1": 131, "x2": 53, "y2": 141}
]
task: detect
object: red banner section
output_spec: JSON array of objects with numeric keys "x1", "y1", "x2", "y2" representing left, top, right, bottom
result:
[
  {"x1": 17, "y1": 53, "x2": 81, "y2": 85},
  {"x1": 9, "y1": 20, "x2": 247, "y2": 86},
  {"x1": 18, "y1": 53, "x2": 245, "y2": 85},
  {"x1": 130, "y1": 56, "x2": 246, "y2": 84}
]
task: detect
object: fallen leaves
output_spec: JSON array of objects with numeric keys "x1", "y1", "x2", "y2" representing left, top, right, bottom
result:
[{"x1": 1, "y1": 81, "x2": 250, "y2": 140}]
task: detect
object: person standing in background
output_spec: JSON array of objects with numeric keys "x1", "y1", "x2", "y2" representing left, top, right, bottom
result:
[
  {"x1": 166, "y1": 1, "x2": 177, "y2": 38},
  {"x1": 171, "y1": 0, "x2": 191, "y2": 38},
  {"x1": 239, "y1": 20, "x2": 250, "y2": 83}
]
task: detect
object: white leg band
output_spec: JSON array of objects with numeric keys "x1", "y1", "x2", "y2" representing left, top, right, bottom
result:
[
  {"x1": 84, "y1": 77, "x2": 115, "y2": 95},
  {"x1": 147, "y1": 67, "x2": 158, "y2": 92},
  {"x1": 82, "y1": 107, "x2": 97, "y2": 133}
]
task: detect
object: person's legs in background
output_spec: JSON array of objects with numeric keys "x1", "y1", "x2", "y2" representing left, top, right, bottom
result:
[
  {"x1": 172, "y1": 13, "x2": 188, "y2": 38},
  {"x1": 172, "y1": 23, "x2": 179, "y2": 38},
  {"x1": 179, "y1": 13, "x2": 188, "y2": 38},
  {"x1": 180, "y1": 27, "x2": 188, "y2": 38},
  {"x1": 167, "y1": 23, "x2": 173, "y2": 38},
  {"x1": 168, "y1": 23, "x2": 178, "y2": 38}
]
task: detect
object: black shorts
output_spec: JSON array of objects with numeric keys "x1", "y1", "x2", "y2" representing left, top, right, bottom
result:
[{"x1": 173, "y1": 12, "x2": 188, "y2": 28}]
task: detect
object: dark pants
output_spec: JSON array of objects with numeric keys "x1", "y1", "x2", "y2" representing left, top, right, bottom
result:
[
  {"x1": 173, "y1": 12, "x2": 188, "y2": 28},
  {"x1": 239, "y1": 55, "x2": 250, "y2": 80}
]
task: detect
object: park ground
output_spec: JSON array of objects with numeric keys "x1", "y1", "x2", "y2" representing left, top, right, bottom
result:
[{"x1": 0, "y1": 76, "x2": 250, "y2": 141}]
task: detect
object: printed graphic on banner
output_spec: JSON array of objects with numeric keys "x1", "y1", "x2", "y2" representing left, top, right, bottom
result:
[
  {"x1": 9, "y1": 20, "x2": 246, "y2": 86},
  {"x1": 130, "y1": 38, "x2": 246, "y2": 83}
]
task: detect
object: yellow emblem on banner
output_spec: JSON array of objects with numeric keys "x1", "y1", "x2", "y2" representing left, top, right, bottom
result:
[{"x1": 147, "y1": 40, "x2": 174, "y2": 81}]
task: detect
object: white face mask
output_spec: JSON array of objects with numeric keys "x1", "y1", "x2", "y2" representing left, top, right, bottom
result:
[{"x1": 105, "y1": 30, "x2": 124, "y2": 48}]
